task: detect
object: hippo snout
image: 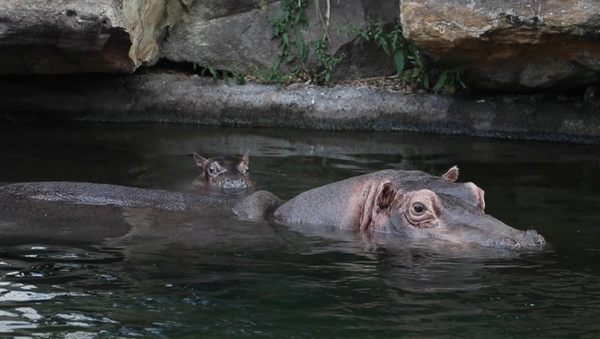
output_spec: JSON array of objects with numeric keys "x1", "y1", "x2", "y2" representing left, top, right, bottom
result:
[
  {"x1": 524, "y1": 230, "x2": 546, "y2": 247},
  {"x1": 223, "y1": 178, "x2": 249, "y2": 189},
  {"x1": 492, "y1": 230, "x2": 546, "y2": 250}
]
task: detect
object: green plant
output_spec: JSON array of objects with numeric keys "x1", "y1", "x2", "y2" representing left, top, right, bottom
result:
[
  {"x1": 263, "y1": 0, "x2": 346, "y2": 87},
  {"x1": 433, "y1": 68, "x2": 467, "y2": 93},
  {"x1": 339, "y1": 18, "x2": 467, "y2": 93},
  {"x1": 193, "y1": 63, "x2": 219, "y2": 83},
  {"x1": 192, "y1": 62, "x2": 249, "y2": 87},
  {"x1": 256, "y1": 0, "x2": 311, "y2": 87},
  {"x1": 251, "y1": 64, "x2": 294, "y2": 90},
  {"x1": 402, "y1": 44, "x2": 429, "y2": 89},
  {"x1": 190, "y1": 4, "x2": 467, "y2": 92},
  {"x1": 339, "y1": 19, "x2": 412, "y2": 79},
  {"x1": 269, "y1": 0, "x2": 309, "y2": 67},
  {"x1": 389, "y1": 21, "x2": 407, "y2": 77},
  {"x1": 230, "y1": 63, "x2": 246, "y2": 85},
  {"x1": 313, "y1": 37, "x2": 345, "y2": 84}
]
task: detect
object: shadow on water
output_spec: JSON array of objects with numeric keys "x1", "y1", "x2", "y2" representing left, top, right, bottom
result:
[{"x1": 0, "y1": 123, "x2": 599, "y2": 337}]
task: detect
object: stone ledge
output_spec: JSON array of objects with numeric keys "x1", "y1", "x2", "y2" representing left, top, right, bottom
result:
[{"x1": 1, "y1": 73, "x2": 599, "y2": 144}]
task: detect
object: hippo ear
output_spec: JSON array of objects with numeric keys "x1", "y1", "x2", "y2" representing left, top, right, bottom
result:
[
  {"x1": 442, "y1": 165, "x2": 459, "y2": 182},
  {"x1": 360, "y1": 181, "x2": 398, "y2": 230},
  {"x1": 193, "y1": 153, "x2": 207, "y2": 168},
  {"x1": 376, "y1": 182, "x2": 397, "y2": 211},
  {"x1": 241, "y1": 151, "x2": 250, "y2": 166}
]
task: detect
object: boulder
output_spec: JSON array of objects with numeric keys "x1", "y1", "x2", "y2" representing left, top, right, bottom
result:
[
  {"x1": 332, "y1": 1, "x2": 401, "y2": 80},
  {"x1": 401, "y1": 0, "x2": 600, "y2": 91},
  {"x1": 160, "y1": 0, "x2": 400, "y2": 80},
  {"x1": 160, "y1": 1, "x2": 280, "y2": 73},
  {"x1": 0, "y1": 0, "x2": 186, "y2": 74}
]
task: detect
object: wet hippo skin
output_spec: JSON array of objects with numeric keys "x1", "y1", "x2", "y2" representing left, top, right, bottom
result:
[
  {"x1": 0, "y1": 167, "x2": 546, "y2": 250},
  {"x1": 0, "y1": 182, "x2": 238, "y2": 245},
  {"x1": 243, "y1": 166, "x2": 546, "y2": 250},
  {"x1": 0, "y1": 193, "x2": 133, "y2": 245}
]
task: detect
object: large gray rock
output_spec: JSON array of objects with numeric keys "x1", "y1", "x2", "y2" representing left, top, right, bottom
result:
[
  {"x1": 161, "y1": 2, "x2": 279, "y2": 73},
  {"x1": 160, "y1": 0, "x2": 400, "y2": 80},
  {"x1": 401, "y1": 0, "x2": 600, "y2": 91},
  {"x1": 0, "y1": 0, "x2": 186, "y2": 74}
]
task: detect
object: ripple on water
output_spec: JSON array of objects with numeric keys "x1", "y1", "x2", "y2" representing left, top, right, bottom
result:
[
  {"x1": 3, "y1": 124, "x2": 600, "y2": 338},
  {"x1": 0, "y1": 245, "x2": 126, "y2": 337}
]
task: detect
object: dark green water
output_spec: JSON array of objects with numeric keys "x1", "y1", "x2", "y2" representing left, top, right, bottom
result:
[{"x1": 0, "y1": 123, "x2": 600, "y2": 338}]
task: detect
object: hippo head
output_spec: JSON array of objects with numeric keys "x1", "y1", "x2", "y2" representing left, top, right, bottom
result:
[
  {"x1": 360, "y1": 167, "x2": 546, "y2": 250},
  {"x1": 193, "y1": 152, "x2": 253, "y2": 190},
  {"x1": 274, "y1": 167, "x2": 546, "y2": 250}
]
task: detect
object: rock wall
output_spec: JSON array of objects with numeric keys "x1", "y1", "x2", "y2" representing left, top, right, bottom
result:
[
  {"x1": 1, "y1": 0, "x2": 600, "y2": 91},
  {"x1": 2, "y1": 73, "x2": 600, "y2": 144},
  {"x1": 401, "y1": 0, "x2": 600, "y2": 91},
  {"x1": 0, "y1": 0, "x2": 400, "y2": 79},
  {"x1": 0, "y1": 0, "x2": 186, "y2": 74},
  {"x1": 160, "y1": 0, "x2": 399, "y2": 79}
]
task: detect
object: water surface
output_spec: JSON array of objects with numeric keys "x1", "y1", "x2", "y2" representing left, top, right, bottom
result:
[{"x1": 0, "y1": 123, "x2": 599, "y2": 338}]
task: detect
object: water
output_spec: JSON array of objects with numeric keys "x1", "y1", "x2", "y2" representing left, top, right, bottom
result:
[{"x1": 0, "y1": 122, "x2": 600, "y2": 338}]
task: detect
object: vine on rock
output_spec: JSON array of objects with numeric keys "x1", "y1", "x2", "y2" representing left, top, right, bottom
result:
[
  {"x1": 196, "y1": 1, "x2": 467, "y2": 94},
  {"x1": 259, "y1": 0, "x2": 347, "y2": 88},
  {"x1": 340, "y1": 19, "x2": 466, "y2": 93}
]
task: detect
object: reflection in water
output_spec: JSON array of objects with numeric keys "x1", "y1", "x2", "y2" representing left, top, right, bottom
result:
[{"x1": 0, "y1": 123, "x2": 599, "y2": 338}]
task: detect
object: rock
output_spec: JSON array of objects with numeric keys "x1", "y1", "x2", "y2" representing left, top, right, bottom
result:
[
  {"x1": 584, "y1": 86, "x2": 600, "y2": 105},
  {"x1": 401, "y1": 0, "x2": 600, "y2": 91},
  {"x1": 2, "y1": 73, "x2": 600, "y2": 144},
  {"x1": 160, "y1": 4, "x2": 279, "y2": 72},
  {"x1": 160, "y1": 0, "x2": 400, "y2": 80},
  {"x1": 332, "y1": 1, "x2": 401, "y2": 80},
  {"x1": 188, "y1": 0, "x2": 277, "y2": 20},
  {"x1": 0, "y1": 0, "x2": 186, "y2": 74}
]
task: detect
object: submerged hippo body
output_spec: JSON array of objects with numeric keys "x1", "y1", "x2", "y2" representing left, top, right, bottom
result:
[
  {"x1": 192, "y1": 152, "x2": 253, "y2": 190},
  {"x1": 0, "y1": 167, "x2": 545, "y2": 250},
  {"x1": 238, "y1": 167, "x2": 545, "y2": 250}
]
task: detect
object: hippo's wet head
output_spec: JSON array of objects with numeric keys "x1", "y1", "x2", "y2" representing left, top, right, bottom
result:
[
  {"x1": 273, "y1": 166, "x2": 546, "y2": 250},
  {"x1": 193, "y1": 152, "x2": 253, "y2": 190},
  {"x1": 361, "y1": 167, "x2": 546, "y2": 250}
]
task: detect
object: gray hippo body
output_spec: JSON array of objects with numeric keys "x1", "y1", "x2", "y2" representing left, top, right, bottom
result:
[
  {"x1": 0, "y1": 182, "x2": 234, "y2": 245},
  {"x1": 269, "y1": 168, "x2": 544, "y2": 250},
  {"x1": 0, "y1": 167, "x2": 546, "y2": 250},
  {"x1": 0, "y1": 182, "x2": 295, "y2": 250}
]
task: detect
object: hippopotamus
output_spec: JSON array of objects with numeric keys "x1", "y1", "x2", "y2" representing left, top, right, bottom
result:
[
  {"x1": 192, "y1": 152, "x2": 252, "y2": 190},
  {"x1": 0, "y1": 166, "x2": 545, "y2": 250},
  {"x1": 236, "y1": 166, "x2": 546, "y2": 250},
  {"x1": 243, "y1": 166, "x2": 546, "y2": 249}
]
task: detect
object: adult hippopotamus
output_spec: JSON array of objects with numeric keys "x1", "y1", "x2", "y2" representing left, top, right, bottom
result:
[
  {"x1": 0, "y1": 167, "x2": 545, "y2": 250},
  {"x1": 234, "y1": 166, "x2": 545, "y2": 250},
  {"x1": 192, "y1": 152, "x2": 252, "y2": 190}
]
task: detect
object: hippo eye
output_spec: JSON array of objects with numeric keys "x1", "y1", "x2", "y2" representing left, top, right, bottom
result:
[{"x1": 412, "y1": 203, "x2": 425, "y2": 214}]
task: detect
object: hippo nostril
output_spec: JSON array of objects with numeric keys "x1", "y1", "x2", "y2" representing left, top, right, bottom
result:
[
  {"x1": 535, "y1": 235, "x2": 545, "y2": 246},
  {"x1": 526, "y1": 230, "x2": 546, "y2": 247},
  {"x1": 494, "y1": 236, "x2": 522, "y2": 250}
]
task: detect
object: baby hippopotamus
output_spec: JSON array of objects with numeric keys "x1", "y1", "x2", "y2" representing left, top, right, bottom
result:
[{"x1": 192, "y1": 152, "x2": 253, "y2": 190}]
